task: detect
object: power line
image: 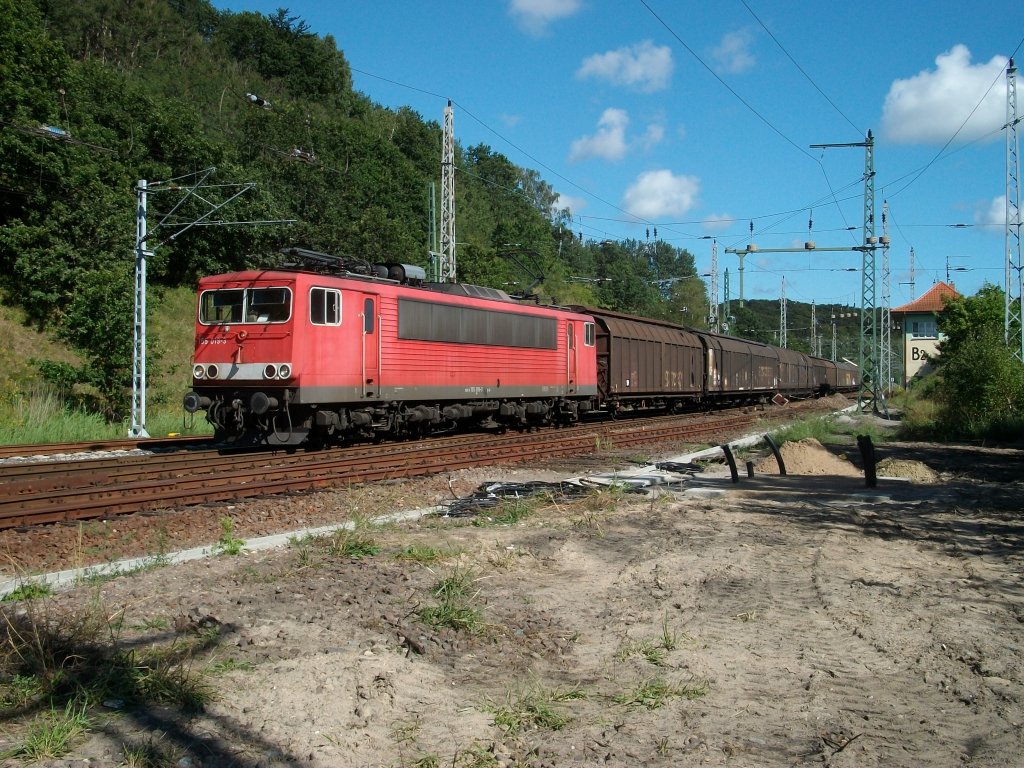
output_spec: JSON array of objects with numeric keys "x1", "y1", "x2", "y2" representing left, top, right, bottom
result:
[
  {"x1": 887, "y1": 36, "x2": 1024, "y2": 200},
  {"x1": 353, "y1": 67, "x2": 664, "y2": 236},
  {"x1": 740, "y1": 0, "x2": 863, "y2": 137},
  {"x1": 637, "y1": 0, "x2": 819, "y2": 163}
]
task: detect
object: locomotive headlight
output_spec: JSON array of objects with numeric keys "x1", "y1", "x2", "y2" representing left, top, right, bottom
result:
[
  {"x1": 263, "y1": 363, "x2": 278, "y2": 380},
  {"x1": 278, "y1": 363, "x2": 291, "y2": 379},
  {"x1": 193, "y1": 364, "x2": 205, "y2": 380},
  {"x1": 205, "y1": 364, "x2": 219, "y2": 380}
]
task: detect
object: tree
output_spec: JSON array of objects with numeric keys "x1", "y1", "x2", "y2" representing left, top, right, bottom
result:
[{"x1": 933, "y1": 284, "x2": 1024, "y2": 438}]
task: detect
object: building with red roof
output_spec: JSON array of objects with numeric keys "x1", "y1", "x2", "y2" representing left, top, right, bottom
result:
[{"x1": 891, "y1": 281, "x2": 961, "y2": 385}]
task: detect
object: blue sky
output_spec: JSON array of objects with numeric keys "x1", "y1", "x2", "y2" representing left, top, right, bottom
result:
[{"x1": 214, "y1": 0, "x2": 1022, "y2": 310}]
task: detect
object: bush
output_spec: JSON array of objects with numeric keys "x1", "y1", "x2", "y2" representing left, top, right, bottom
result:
[{"x1": 933, "y1": 323, "x2": 1024, "y2": 439}]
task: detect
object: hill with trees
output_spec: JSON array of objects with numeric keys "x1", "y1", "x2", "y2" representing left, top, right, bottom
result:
[
  {"x1": 2, "y1": 0, "x2": 714, "y2": 420},
  {"x1": 730, "y1": 299, "x2": 862, "y2": 361}
]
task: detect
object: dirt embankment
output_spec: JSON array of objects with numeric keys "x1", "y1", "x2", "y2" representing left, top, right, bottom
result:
[{"x1": 2, "y1": 435, "x2": 1023, "y2": 768}]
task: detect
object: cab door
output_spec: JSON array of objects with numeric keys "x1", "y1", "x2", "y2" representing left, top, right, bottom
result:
[
  {"x1": 359, "y1": 294, "x2": 379, "y2": 398},
  {"x1": 566, "y1": 322, "x2": 577, "y2": 394}
]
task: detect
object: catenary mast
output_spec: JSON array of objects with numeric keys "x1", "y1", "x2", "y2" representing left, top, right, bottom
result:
[
  {"x1": 439, "y1": 101, "x2": 456, "y2": 283},
  {"x1": 1005, "y1": 59, "x2": 1022, "y2": 360}
]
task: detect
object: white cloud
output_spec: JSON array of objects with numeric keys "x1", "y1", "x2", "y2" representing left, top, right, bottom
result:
[
  {"x1": 638, "y1": 123, "x2": 665, "y2": 151},
  {"x1": 979, "y1": 194, "x2": 1020, "y2": 227},
  {"x1": 508, "y1": 0, "x2": 581, "y2": 36},
  {"x1": 622, "y1": 169, "x2": 700, "y2": 218},
  {"x1": 881, "y1": 45, "x2": 1008, "y2": 144},
  {"x1": 701, "y1": 213, "x2": 735, "y2": 233},
  {"x1": 711, "y1": 29, "x2": 755, "y2": 75},
  {"x1": 568, "y1": 109, "x2": 664, "y2": 163},
  {"x1": 499, "y1": 113, "x2": 523, "y2": 128},
  {"x1": 569, "y1": 108, "x2": 630, "y2": 162},
  {"x1": 553, "y1": 193, "x2": 587, "y2": 217},
  {"x1": 576, "y1": 40, "x2": 673, "y2": 93}
]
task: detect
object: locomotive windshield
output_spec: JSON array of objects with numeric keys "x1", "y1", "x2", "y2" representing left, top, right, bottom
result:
[{"x1": 199, "y1": 287, "x2": 292, "y2": 324}]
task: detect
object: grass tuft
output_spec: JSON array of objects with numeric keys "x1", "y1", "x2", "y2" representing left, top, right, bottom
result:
[
  {"x1": 4, "y1": 700, "x2": 91, "y2": 759},
  {"x1": 486, "y1": 682, "x2": 576, "y2": 734},
  {"x1": 326, "y1": 527, "x2": 381, "y2": 559},
  {"x1": 118, "y1": 734, "x2": 180, "y2": 768},
  {"x1": 1, "y1": 594, "x2": 217, "y2": 746},
  {"x1": 472, "y1": 497, "x2": 537, "y2": 527},
  {"x1": 395, "y1": 544, "x2": 452, "y2": 563},
  {"x1": 2, "y1": 580, "x2": 52, "y2": 602},
  {"x1": 418, "y1": 567, "x2": 484, "y2": 633},
  {"x1": 613, "y1": 676, "x2": 709, "y2": 710},
  {"x1": 213, "y1": 516, "x2": 245, "y2": 556}
]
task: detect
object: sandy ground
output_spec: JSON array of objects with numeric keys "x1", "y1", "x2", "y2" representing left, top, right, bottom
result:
[{"x1": 2, "y1": 432, "x2": 1023, "y2": 768}]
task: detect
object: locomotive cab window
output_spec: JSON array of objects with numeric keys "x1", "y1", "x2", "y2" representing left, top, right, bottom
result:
[
  {"x1": 310, "y1": 287, "x2": 341, "y2": 325},
  {"x1": 200, "y1": 289, "x2": 244, "y2": 324},
  {"x1": 199, "y1": 287, "x2": 292, "y2": 325},
  {"x1": 584, "y1": 322, "x2": 595, "y2": 346},
  {"x1": 247, "y1": 287, "x2": 290, "y2": 322}
]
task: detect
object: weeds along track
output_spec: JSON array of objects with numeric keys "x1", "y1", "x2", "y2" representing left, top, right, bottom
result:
[{"x1": 0, "y1": 411, "x2": 758, "y2": 529}]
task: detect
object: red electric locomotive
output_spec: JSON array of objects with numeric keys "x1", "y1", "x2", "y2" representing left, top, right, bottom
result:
[{"x1": 183, "y1": 250, "x2": 599, "y2": 446}]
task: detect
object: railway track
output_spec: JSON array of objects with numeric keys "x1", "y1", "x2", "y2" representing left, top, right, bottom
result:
[
  {"x1": 0, "y1": 434, "x2": 211, "y2": 461},
  {"x1": 0, "y1": 411, "x2": 759, "y2": 529}
]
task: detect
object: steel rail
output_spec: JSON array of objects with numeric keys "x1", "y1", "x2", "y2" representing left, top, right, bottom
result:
[
  {"x1": 0, "y1": 412, "x2": 755, "y2": 528},
  {"x1": 0, "y1": 435, "x2": 211, "y2": 460}
]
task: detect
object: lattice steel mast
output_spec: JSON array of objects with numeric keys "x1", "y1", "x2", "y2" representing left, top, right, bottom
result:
[
  {"x1": 439, "y1": 100, "x2": 456, "y2": 283},
  {"x1": 722, "y1": 269, "x2": 731, "y2": 333},
  {"x1": 810, "y1": 300, "x2": 817, "y2": 356},
  {"x1": 907, "y1": 247, "x2": 916, "y2": 300},
  {"x1": 131, "y1": 180, "x2": 151, "y2": 438},
  {"x1": 130, "y1": 171, "x2": 275, "y2": 437},
  {"x1": 880, "y1": 200, "x2": 894, "y2": 396},
  {"x1": 1005, "y1": 59, "x2": 1023, "y2": 360},
  {"x1": 779, "y1": 277, "x2": 787, "y2": 348},
  {"x1": 708, "y1": 239, "x2": 720, "y2": 332},
  {"x1": 810, "y1": 131, "x2": 880, "y2": 411}
]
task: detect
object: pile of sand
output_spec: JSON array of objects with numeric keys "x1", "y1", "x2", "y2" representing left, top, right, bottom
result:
[
  {"x1": 752, "y1": 438, "x2": 940, "y2": 483},
  {"x1": 755, "y1": 437, "x2": 861, "y2": 477},
  {"x1": 876, "y1": 457, "x2": 939, "y2": 483}
]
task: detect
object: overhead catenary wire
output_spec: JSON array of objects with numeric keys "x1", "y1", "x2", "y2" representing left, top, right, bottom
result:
[
  {"x1": 740, "y1": 0, "x2": 863, "y2": 137},
  {"x1": 637, "y1": 0, "x2": 820, "y2": 164},
  {"x1": 886, "y1": 34, "x2": 1024, "y2": 201},
  {"x1": 351, "y1": 53, "x2": 888, "y2": 258}
]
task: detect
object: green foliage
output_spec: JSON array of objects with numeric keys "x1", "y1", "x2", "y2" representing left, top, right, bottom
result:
[
  {"x1": 1, "y1": 595, "x2": 216, "y2": 751},
  {"x1": 326, "y1": 527, "x2": 381, "y2": 559},
  {"x1": 612, "y1": 676, "x2": 709, "y2": 710},
  {"x1": 486, "y1": 683, "x2": 575, "y2": 734},
  {"x1": 930, "y1": 286, "x2": 1024, "y2": 439},
  {"x1": 0, "y1": 384, "x2": 209, "y2": 445},
  {"x1": 929, "y1": 285, "x2": 1024, "y2": 438},
  {"x1": 2, "y1": 581, "x2": 52, "y2": 602},
  {"x1": 418, "y1": 568, "x2": 484, "y2": 633},
  {"x1": 206, "y1": 657, "x2": 256, "y2": 675},
  {"x1": 213, "y1": 517, "x2": 245, "y2": 556},
  {"x1": 2, "y1": 0, "x2": 731, "y2": 435},
  {"x1": 730, "y1": 299, "x2": 859, "y2": 356},
  {"x1": 770, "y1": 417, "x2": 832, "y2": 446},
  {"x1": 394, "y1": 544, "x2": 451, "y2": 563},
  {"x1": 891, "y1": 378, "x2": 942, "y2": 438},
  {"x1": 4, "y1": 700, "x2": 91, "y2": 760},
  {"x1": 472, "y1": 497, "x2": 536, "y2": 527}
]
